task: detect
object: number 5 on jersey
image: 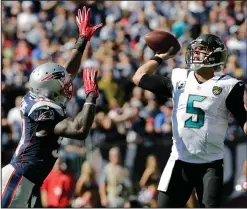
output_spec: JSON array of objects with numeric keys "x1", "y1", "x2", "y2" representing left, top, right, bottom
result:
[{"x1": 185, "y1": 95, "x2": 206, "y2": 129}]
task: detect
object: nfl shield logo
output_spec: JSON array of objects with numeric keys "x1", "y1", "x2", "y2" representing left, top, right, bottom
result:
[{"x1": 212, "y1": 86, "x2": 222, "y2": 96}]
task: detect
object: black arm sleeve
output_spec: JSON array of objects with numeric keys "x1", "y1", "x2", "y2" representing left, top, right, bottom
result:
[
  {"x1": 138, "y1": 74, "x2": 173, "y2": 98},
  {"x1": 225, "y1": 81, "x2": 246, "y2": 130}
]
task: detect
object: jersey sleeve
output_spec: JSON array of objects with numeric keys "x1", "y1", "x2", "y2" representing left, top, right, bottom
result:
[
  {"x1": 138, "y1": 74, "x2": 173, "y2": 98},
  {"x1": 225, "y1": 81, "x2": 246, "y2": 130},
  {"x1": 28, "y1": 101, "x2": 65, "y2": 132}
]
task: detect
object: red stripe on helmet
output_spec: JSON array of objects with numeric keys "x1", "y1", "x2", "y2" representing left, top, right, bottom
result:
[{"x1": 41, "y1": 74, "x2": 54, "y2": 81}]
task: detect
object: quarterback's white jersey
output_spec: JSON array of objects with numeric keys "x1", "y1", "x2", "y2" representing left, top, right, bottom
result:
[{"x1": 170, "y1": 68, "x2": 239, "y2": 163}]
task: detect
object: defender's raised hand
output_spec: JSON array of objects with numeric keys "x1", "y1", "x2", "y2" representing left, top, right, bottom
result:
[
  {"x1": 65, "y1": 7, "x2": 103, "y2": 83},
  {"x1": 83, "y1": 68, "x2": 99, "y2": 98},
  {"x1": 76, "y1": 6, "x2": 103, "y2": 41}
]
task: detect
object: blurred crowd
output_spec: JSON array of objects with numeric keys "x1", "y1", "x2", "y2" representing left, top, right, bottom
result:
[{"x1": 1, "y1": 1, "x2": 247, "y2": 208}]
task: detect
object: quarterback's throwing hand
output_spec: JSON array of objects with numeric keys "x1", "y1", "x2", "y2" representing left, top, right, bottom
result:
[
  {"x1": 76, "y1": 6, "x2": 103, "y2": 41},
  {"x1": 155, "y1": 46, "x2": 175, "y2": 61},
  {"x1": 83, "y1": 68, "x2": 99, "y2": 98}
]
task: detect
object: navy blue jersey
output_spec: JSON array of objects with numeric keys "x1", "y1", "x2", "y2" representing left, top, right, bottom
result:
[{"x1": 10, "y1": 93, "x2": 66, "y2": 186}]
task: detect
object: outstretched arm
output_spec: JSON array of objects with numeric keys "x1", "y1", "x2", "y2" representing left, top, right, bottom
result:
[
  {"x1": 132, "y1": 47, "x2": 175, "y2": 97},
  {"x1": 65, "y1": 6, "x2": 103, "y2": 80},
  {"x1": 54, "y1": 68, "x2": 99, "y2": 140}
]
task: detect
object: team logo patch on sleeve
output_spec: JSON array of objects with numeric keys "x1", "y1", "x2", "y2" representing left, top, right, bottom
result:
[
  {"x1": 212, "y1": 86, "x2": 222, "y2": 96},
  {"x1": 36, "y1": 110, "x2": 54, "y2": 121},
  {"x1": 178, "y1": 81, "x2": 186, "y2": 90}
]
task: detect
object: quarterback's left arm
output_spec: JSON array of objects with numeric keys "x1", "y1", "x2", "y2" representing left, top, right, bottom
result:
[
  {"x1": 64, "y1": 6, "x2": 103, "y2": 80},
  {"x1": 225, "y1": 81, "x2": 247, "y2": 134}
]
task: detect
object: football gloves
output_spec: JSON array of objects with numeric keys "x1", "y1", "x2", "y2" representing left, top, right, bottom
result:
[
  {"x1": 76, "y1": 6, "x2": 103, "y2": 41},
  {"x1": 83, "y1": 67, "x2": 99, "y2": 98}
]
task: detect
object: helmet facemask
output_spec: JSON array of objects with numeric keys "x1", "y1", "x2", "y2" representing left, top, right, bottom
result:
[
  {"x1": 185, "y1": 40, "x2": 228, "y2": 72},
  {"x1": 61, "y1": 80, "x2": 73, "y2": 101},
  {"x1": 57, "y1": 73, "x2": 74, "y2": 104}
]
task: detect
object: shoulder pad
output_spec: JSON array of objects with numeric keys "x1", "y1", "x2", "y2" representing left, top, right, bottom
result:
[
  {"x1": 171, "y1": 68, "x2": 190, "y2": 88},
  {"x1": 171, "y1": 68, "x2": 189, "y2": 78},
  {"x1": 215, "y1": 74, "x2": 241, "y2": 94},
  {"x1": 216, "y1": 74, "x2": 240, "y2": 86},
  {"x1": 28, "y1": 101, "x2": 65, "y2": 117}
]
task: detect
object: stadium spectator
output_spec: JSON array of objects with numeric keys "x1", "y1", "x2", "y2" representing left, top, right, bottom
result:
[
  {"x1": 154, "y1": 100, "x2": 173, "y2": 136},
  {"x1": 139, "y1": 154, "x2": 160, "y2": 188},
  {"x1": 137, "y1": 155, "x2": 160, "y2": 207},
  {"x1": 138, "y1": 178, "x2": 159, "y2": 207},
  {"x1": 99, "y1": 147, "x2": 132, "y2": 207},
  {"x1": 17, "y1": 1, "x2": 37, "y2": 33},
  {"x1": 225, "y1": 55, "x2": 245, "y2": 79},
  {"x1": 7, "y1": 96, "x2": 22, "y2": 141},
  {"x1": 40, "y1": 157, "x2": 76, "y2": 208},
  {"x1": 72, "y1": 161, "x2": 100, "y2": 208},
  {"x1": 98, "y1": 66, "x2": 125, "y2": 108}
]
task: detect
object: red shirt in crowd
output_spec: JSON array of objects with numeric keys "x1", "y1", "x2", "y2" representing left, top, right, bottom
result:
[{"x1": 40, "y1": 168, "x2": 75, "y2": 208}]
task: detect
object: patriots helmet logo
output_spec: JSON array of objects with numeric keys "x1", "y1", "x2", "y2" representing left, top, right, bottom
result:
[{"x1": 41, "y1": 71, "x2": 65, "y2": 82}]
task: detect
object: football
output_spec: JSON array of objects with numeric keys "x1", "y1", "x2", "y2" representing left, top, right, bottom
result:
[{"x1": 144, "y1": 30, "x2": 181, "y2": 55}]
